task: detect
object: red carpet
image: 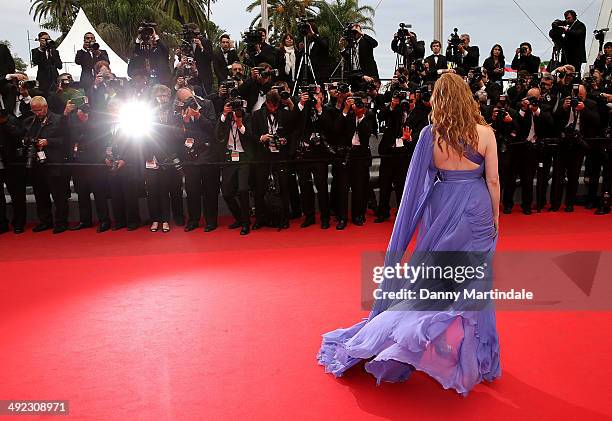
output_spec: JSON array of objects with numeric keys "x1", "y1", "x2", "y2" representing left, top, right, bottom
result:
[{"x1": 1, "y1": 208, "x2": 611, "y2": 420}]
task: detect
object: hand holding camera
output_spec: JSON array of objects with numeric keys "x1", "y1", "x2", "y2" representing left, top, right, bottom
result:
[
  {"x1": 36, "y1": 139, "x2": 48, "y2": 149},
  {"x1": 63, "y1": 101, "x2": 76, "y2": 116}
]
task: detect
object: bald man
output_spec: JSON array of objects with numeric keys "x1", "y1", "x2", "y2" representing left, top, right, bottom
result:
[{"x1": 26, "y1": 96, "x2": 70, "y2": 233}]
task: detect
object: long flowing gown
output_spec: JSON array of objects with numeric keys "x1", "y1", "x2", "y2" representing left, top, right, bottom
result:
[{"x1": 317, "y1": 124, "x2": 501, "y2": 396}]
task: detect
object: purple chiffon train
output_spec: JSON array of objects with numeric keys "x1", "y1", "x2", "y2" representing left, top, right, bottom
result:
[{"x1": 317, "y1": 125, "x2": 501, "y2": 396}]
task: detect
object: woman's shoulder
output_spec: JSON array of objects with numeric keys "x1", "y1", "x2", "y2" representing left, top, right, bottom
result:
[{"x1": 476, "y1": 124, "x2": 495, "y2": 146}]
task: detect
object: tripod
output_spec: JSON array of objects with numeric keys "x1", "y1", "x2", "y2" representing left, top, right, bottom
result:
[{"x1": 292, "y1": 33, "x2": 318, "y2": 96}]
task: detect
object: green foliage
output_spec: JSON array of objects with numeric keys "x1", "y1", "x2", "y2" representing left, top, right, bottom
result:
[{"x1": 0, "y1": 40, "x2": 28, "y2": 72}]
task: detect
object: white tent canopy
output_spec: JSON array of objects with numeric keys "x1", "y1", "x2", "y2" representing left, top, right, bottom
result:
[{"x1": 26, "y1": 8, "x2": 129, "y2": 81}]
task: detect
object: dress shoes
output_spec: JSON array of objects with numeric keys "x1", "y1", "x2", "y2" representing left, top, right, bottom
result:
[
  {"x1": 0, "y1": 225, "x2": 9, "y2": 234},
  {"x1": 352, "y1": 216, "x2": 365, "y2": 226},
  {"x1": 321, "y1": 220, "x2": 330, "y2": 229},
  {"x1": 240, "y1": 224, "x2": 250, "y2": 235},
  {"x1": 184, "y1": 222, "x2": 199, "y2": 232},
  {"x1": 228, "y1": 221, "x2": 242, "y2": 229},
  {"x1": 52, "y1": 225, "x2": 68, "y2": 234},
  {"x1": 336, "y1": 219, "x2": 347, "y2": 230},
  {"x1": 97, "y1": 222, "x2": 111, "y2": 233},
  {"x1": 300, "y1": 217, "x2": 315, "y2": 228},
  {"x1": 564, "y1": 205, "x2": 574, "y2": 212},
  {"x1": 32, "y1": 223, "x2": 52, "y2": 232},
  {"x1": 251, "y1": 221, "x2": 266, "y2": 230},
  {"x1": 204, "y1": 224, "x2": 217, "y2": 232},
  {"x1": 522, "y1": 208, "x2": 532, "y2": 215},
  {"x1": 70, "y1": 222, "x2": 92, "y2": 231},
  {"x1": 595, "y1": 206, "x2": 610, "y2": 215}
]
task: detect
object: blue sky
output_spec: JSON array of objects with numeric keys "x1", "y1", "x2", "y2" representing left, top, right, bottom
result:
[{"x1": 2, "y1": 0, "x2": 607, "y2": 77}]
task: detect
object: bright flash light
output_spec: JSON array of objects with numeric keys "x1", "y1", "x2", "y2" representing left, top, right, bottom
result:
[{"x1": 118, "y1": 101, "x2": 153, "y2": 137}]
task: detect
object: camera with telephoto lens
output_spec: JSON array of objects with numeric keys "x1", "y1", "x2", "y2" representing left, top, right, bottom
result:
[
  {"x1": 138, "y1": 22, "x2": 157, "y2": 44},
  {"x1": 299, "y1": 84, "x2": 318, "y2": 104},
  {"x1": 343, "y1": 22, "x2": 359, "y2": 44},
  {"x1": 19, "y1": 80, "x2": 38, "y2": 91},
  {"x1": 448, "y1": 28, "x2": 462, "y2": 52},
  {"x1": 297, "y1": 17, "x2": 315, "y2": 37},
  {"x1": 242, "y1": 28, "x2": 261, "y2": 57},
  {"x1": 88, "y1": 42, "x2": 100, "y2": 51},
  {"x1": 220, "y1": 79, "x2": 239, "y2": 97},
  {"x1": 416, "y1": 85, "x2": 431, "y2": 102},
  {"x1": 253, "y1": 67, "x2": 279, "y2": 78},
  {"x1": 569, "y1": 84, "x2": 581, "y2": 108},
  {"x1": 337, "y1": 82, "x2": 350, "y2": 94},
  {"x1": 594, "y1": 28, "x2": 609, "y2": 43},
  {"x1": 495, "y1": 107, "x2": 508, "y2": 122},
  {"x1": 392, "y1": 90, "x2": 409, "y2": 100},
  {"x1": 526, "y1": 96, "x2": 540, "y2": 107},
  {"x1": 347, "y1": 96, "x2": 364, "y2": 108},
  {"x1": 44, "y1": 40, "x2": 56, "y2": 51},
  {"x1": 181, "y1": 96, "x2": 200, "y2": 112},
  {"x1": 271, "y1": 85, "x2": 291, "y2": 100},
  {"x1": 552, "y1": 19, "x2": 568, "y2": 28}
]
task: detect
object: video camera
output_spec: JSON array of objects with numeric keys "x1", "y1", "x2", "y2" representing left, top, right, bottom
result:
[
  {"x1": 138, "y1": 22, "x2": 157, "y2": 43},
  {"x1": 87, "y1": 41, "x2": 100, "y2": 51},
  {"x1": 448, "y1": 28, "x2": 462, "y2": 48},
  {"x1": 594, "y1": 28, "x2": 609, "y2": 51},
  {"x1": 181, "y1": 24, "x2": 202, "y2": 57},
  {"x1": 343, "y1": 23, "x2": 359, "y2": 45},
  {"x1": 297, "y1": 17, "x2": 315, "y2": 37},
  {"x1": 397, "y1": 23, "x2": 412, "y2": 39},
  {"x1": 44, "y1": 40, "x2": 56, "y2": 51},
  {"x1": 242, "y1": 28, "x2": 261, "y2": 57}
]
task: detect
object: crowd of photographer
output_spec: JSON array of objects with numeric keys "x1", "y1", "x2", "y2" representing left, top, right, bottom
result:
[{"x1": 0, "y1": 9, "x2": 611, "y2": 236}]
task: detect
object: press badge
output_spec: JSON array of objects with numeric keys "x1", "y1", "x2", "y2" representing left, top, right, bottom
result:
[
  {"x1": 395, "y1": 138, "x2": 404, "y2": 148},
  {"x1": 231, "y1": 151, "x2": 240, "y2": 162},
  {"x1": 37, "y1": 151, "x2": 46, "y2": 160},
  {"x1": 185, "y1": 138, "x2": 194, "y2": 148}
]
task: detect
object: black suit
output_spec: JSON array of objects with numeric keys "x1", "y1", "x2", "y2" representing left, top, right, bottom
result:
[
  {"x1": 251, "y1": 106, "x2": 296, "y2": 224},
  {"x1": 217, "y1": 113, "x2": 253, "y2": 224},
  {"x1": 333, "y1": 109, "x2": 376, "y2": 222},
  {"x1": 0, "y1": 114, "x2": 26, "y2": 230},
  {"x1": 25, "y1": 112, "x2": 70, "y2": 228},
  {"x1": 31, "y1": 48, "x2": 62, "y2": 95},
  {"x1": 0, "y1": 43, "x2": 15, "y2": 102},
  {"x1": 127, "y1": 41, "x2": 171, "y2": 85},
  {"x1": 511, "y1": 54, "x2": 541, "y2": 74},
  {"x1": 300, "y1": 35, "x2": 331, "y2": 83},
  {"x1": 194, "y1": 39, "x2": 215, "y2": 95},
  {"x1": 562, "y1": 20, "x2": 587, "y2": 72},
  {"x1": 446, "y1": 45, "x2": 479, "y2": 75},
  {"x1": 75, "y1": 49, "x2": 110, "y2": 91},
  {"x1": 213, "y1": 48, "x2": 239, "y2": 83},
  {"x1": 424, "y1": 54, "x2": 448, "y2": 81}
]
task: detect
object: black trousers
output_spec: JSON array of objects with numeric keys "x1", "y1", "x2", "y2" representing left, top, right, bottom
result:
[
  {"x1": 551, "y1": 146, "x2": 585, "y2": 208},
  {"x1": 296, "y1": 160, "x2": 330, "y2": 222},
  {"x1": 0, "y1": 167, "x2": 27, "y2": 229},
  {"x1": 253, "y1": 162, "x2": 290, "y2": 223},
  {"x1": 585, "y1": 145, "x2": 606, "y2": 204},
  {"x1": 287, "y1": 163, "x2": 301, "y2": 216},
  {"x1": 221, "y1": 162, "x2": 251, "y2": 224},
  {"x1": 518, "y1": 143, "x2": 538, "y2": 210},
  {"x1": 377, "y1": 155, "x2": 410, "y2": 217},
  {"x1": 535, "y1": 147, "x2": 555, "y2": 209},
  {"x1": 336, "y1": 157, "x2": 370, "y2": 221},
  {"x1": 109, "y1": 167, "x2": 140, "y2": 227},
  {"x1": 72, "y1": 165, "x2": 111, "y2": 225},
  {"x1": 145, "y1": 168, "x2": 182, "y2": 222},
  {"x1": 31, "y1": 166, "x2": 70, "y2": 227},
  {"x1": 184, "y1": 164, "x2": 219, "y2": 226}
]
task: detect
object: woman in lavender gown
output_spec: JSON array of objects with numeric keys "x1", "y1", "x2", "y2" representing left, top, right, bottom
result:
[{"x1": 317, "y1": 73, "x2": 501, "y2": 396}]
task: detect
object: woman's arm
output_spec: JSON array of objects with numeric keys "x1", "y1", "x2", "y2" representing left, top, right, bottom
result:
[{"x1": 481, "y1": 124, "x2": 500, "y2": 232}]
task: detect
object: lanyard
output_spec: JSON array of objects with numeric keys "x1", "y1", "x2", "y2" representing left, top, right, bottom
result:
[
  {"x1": 267, "y1": 113, "x2": 278, "y2": 135},
  {"x1": 229, "y1": 122, "x2": 240, "y2": 150}
]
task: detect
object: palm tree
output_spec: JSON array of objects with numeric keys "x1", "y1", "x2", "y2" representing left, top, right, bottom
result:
[
  {"x1": 156, "y1": 0, "x2": 208, "y2": 28},
  {"x1": 245, "y1": 0, "x2": 317, "y2": 44},
  {"x1": 29, "y1": 0, "x2": 80, "y2": 36},
  {"x1": 313, "y1": 0, "x2": 375, "y2": 60}
]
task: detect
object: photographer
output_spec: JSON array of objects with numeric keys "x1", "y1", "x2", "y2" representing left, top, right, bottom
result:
[
  {"x1": 483, "y1": 44, "x2": 506, "y2": 84},
  {"x1": 550, "y1": 10, "x2": 587, "y2": 73},
  {"x1": 297, "y1": 21, "x2": 330, "y2": 84},
  {"x1": 445, "y1": 32, "x2": 479, "y2": 76},
  {"x1": 238, "y1": 62, "x2": 277, "y2": 112},
  {"x1": 25, "y1": 96, "x2": 70, "y2": 233},
  {"x1": 0, "y1": 42, "x2": 16, "y2": 103},
  {"x1": 243, "y1": 28, "x2": 277, "y2": 69},
  {"x1": 103, "y1": 99, "x2": 142, "y2": 231},
  {"x1": 89, "y1": 64, "x2": 122, "y2": 112},
  {"x1": 75, "y1": 32, "x2": 110, "y2": 92},
  {"x1": 382, "y1": 67, "x2": 417, "y2": 102},
  {"x1": 424, "y1": 40, "x2": 449, "y2": 82},
  {"x1": 143, "y1": 85, "x2": 185, "y2": 232},
  {"x1": 174, "y1": 88, "x2": 219, "y2": 232},
  {"x1": 213, "y1": 34, "x2": 239, "y2": 83},
  {"x1": 594, "y1": 41, "x2": 612, "y2": 74},
  {"x1": 2, "y1": 74, "x2": 38, "y2": 120},
  {"x1": 293, "y1": 85, "x2": 331, "y2": 229},
  {"x1": 391, "y1": 24, "x2": 425, "y2": 69},
  {"x1": 48, "y1": 73, "x2": 82, "y2": 115},
  {"x1": 65, "y1": 93, "x2": 112, "y2": 232},
  {"x1": 217, "y1": 97, "x2": 252, "y2": 235},
  {"x1": 174, "y1": 55, "x2": 205, "y2": 97},
  {"x1": 183, "y1": 23, "x2": 214, "y2": 95},
  {"x1": 251, "y1": 90, "x2": 295, "y2": 229},
  {"x1": 551, "y1": 84, "x2": 600, "y2": 212},
  {"x1": 506, "y1": 70, "x2": 532, "y2": 109},
  {"x1": 128, "y1": 23, "x2": 171, "y2": 85},
  {"x1": 511, "y1": 42, "x2": 541, "y2": 74},
  {"x1": 0, "y1": 109, "x2": 27, "y2": 234},
  {"x1": 333, "y1": 91, "x2": 376, "y2": 229},
  {"x1": 340, "y1": 24, "x2": 379, "y2": 87},
  {"x1": 376, "y1": 90, "x2": 427, "y2": 223},
  {"x1": 31, "y1": 32, "x2": 63, "y2": 96},
  {"x1": 513, "y1": 89, "x2": 554, "y2": 214}
]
